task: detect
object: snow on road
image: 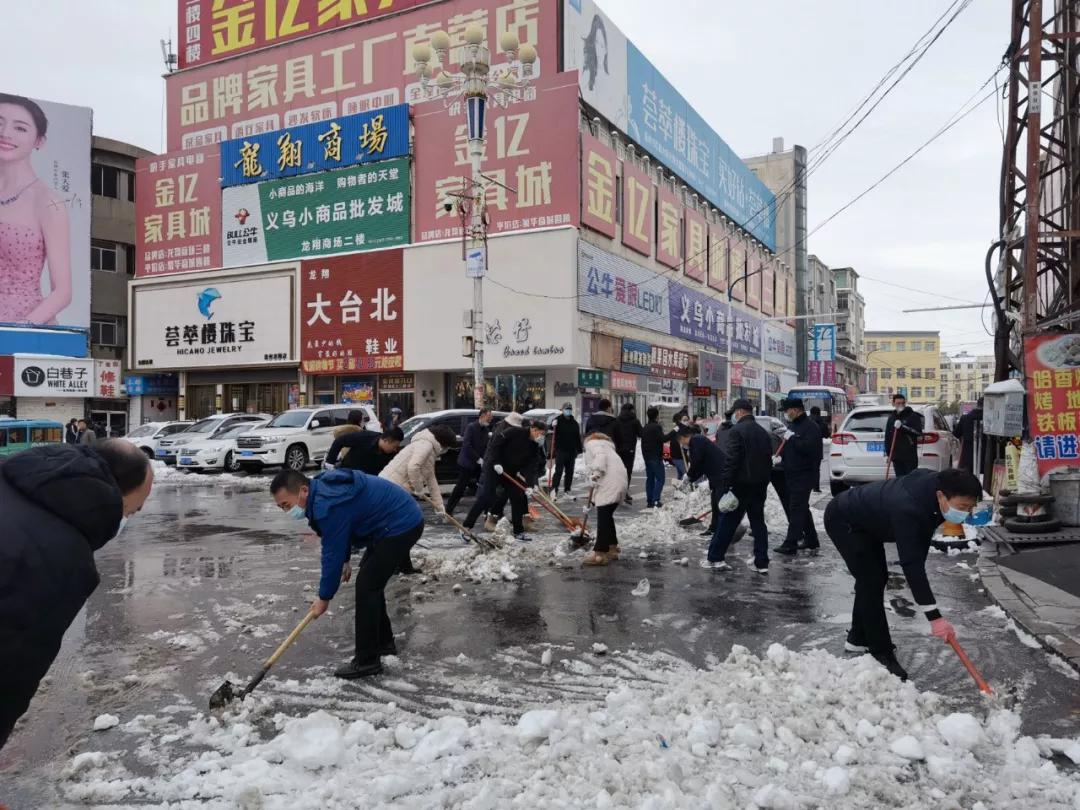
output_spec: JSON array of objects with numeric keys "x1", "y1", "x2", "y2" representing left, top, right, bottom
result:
[{"x1": 63, "y1": 644, "x2": 1080, "y2": 808}]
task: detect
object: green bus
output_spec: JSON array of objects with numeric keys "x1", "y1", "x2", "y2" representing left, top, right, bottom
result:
[{"x1": 0, "y1": 418, "x2": 64, "y2": 458}]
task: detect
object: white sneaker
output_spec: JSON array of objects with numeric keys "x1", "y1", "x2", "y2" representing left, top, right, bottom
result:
[
  {"x1": 746, "y1": 557, "x2": 769, "y2": 574},
  {"x1": 843, "y1": 641, "x2": 869, "y2": 654},
  {"x1": 699, "y1": 559, "x2": 732, "y2": 571}
]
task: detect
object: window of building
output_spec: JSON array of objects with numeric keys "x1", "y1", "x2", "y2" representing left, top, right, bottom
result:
[
  {"x1": 911, "y1": 368, "x2": 922, "y2": 378},
  {"x1": 837, "y1": 293, "x2": 849, "y2": 310},
  {"x1": 880, "y1": 369, "x2": 892, "y2": 379},
  {"x1": 925, "y1": 341, "x2": 936, "y2": 351},
  {"x1": 91, "y1": 240, "x2": 117, "y2": 272},
  {"x1": 867, "y1": 341, "x2": 878, "y2": 352},
  {"x1": 127, "y1": 171, "x2": 136, "y2": 202},
  {"x1": 926, "y1": 387, "x2": 936, "y2": 398},
  {"x1": 911, "y1": 387, "x2": 922, "y2": 398},
  {"x1": 90, "y1": 314, "x2": 125, "y2": 347},
  {"x1": 896, "y1": 368, "x2": 906, "y2": 379},
  {"x1": 925, "y1": 368, "x2": 935, "y2": 379},
  {"x1": 911, "y1": 341, "x2": 922, "y2": 351},
  {"x1": 880, "y1": 342, "x2": 891, "y2": 351},
  {"x1": 838, "y1": 322, "x2": 847, "y2": 333},
  {"x1": 91, "y1": 164, "x2": 120, "y2": 198},
  {"x1": 966, "y1": 363, "x2": 974, "y2": 369},
  {"x1": 122, "y1": 243, "x2": 135, "y2": 275},
  {"x1": 896, "y1": 341, "x2": 906, "y2": 351}
]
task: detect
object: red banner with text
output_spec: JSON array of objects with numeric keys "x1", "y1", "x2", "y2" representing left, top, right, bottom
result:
[
  {"x1": 656, "y1": 185, "x2": 681, "y2": 269},
  {"x1": 683, "y1": 206, "x2": 707, "y2": 282},
  {"x1": 581, "y1": 132, "x2": 617, "y2": 238},
  {"x1": 621, "y1": 161, "x2": 654, "y2": 257},
  {"x1": 1026, "y1": 333, "x2": 1080, "y2": 477}
]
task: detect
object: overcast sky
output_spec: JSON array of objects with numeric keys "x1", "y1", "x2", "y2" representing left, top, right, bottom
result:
[{"x1": 2, "y1": 0, "x2": 1002, "y2": 358}]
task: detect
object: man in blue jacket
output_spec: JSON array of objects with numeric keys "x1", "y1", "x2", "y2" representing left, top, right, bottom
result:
[
  {"x1": 271, "y1": 468, "x2": 424, "y2": 679},
  {"x1": 446, "y1": 408, "x2": 492, "y2": 516}
]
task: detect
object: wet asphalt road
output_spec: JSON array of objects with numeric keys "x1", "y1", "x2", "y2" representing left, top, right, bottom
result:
[{"x1": 2, "y1": 462, "x2": 1079, "y2": 807}]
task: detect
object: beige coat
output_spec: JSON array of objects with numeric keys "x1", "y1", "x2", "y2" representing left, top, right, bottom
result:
[
  {"x1": 379, "y1": 429, "x2": 445, "y2": 511},
  {"x1": 584, "y1": 434, "x2": 628, "y2": 506}
]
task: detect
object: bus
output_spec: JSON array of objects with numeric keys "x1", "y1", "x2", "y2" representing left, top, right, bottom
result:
[
  {"x1": 0, "y1": 418, "x2": 65, "y2": 458},
  {"x1": 786, "y1": 385, "x2": 852, "y2": 434}
]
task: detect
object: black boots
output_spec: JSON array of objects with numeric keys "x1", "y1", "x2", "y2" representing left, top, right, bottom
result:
[{"x1": 872, "y1": 651, "x2": 909, "y2": 682}]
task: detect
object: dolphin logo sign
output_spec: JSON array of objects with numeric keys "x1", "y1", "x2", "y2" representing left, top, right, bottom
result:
[{"x1": 197, "y1": 288, "x2": 222, "y2": 320}]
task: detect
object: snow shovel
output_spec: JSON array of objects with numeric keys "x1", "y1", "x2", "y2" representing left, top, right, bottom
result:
[
  {"x1": 679, "y1": 508, "x2": 712, "y2": 527},
  {"x1": 884, "y1": 429, "x2": 899, "y2": 481},
  {"x1": 502, "y1": 471, "x2": 582, "y2": 534},
  {"x1": 422, "y1": 494, "x2": 502, "y2": 551},
  {"x1": 533, "y1": 481, "x2": 588, "y2": 534},
  {"x1": 947, "y1": 637, "x2": 993, "y2": 695},
  {"x1": 569, "y1": 486, "x2": 595, "y2": 547},
  {"x1": 209, "y1": 608, "x2": 317, "y2": 709}
]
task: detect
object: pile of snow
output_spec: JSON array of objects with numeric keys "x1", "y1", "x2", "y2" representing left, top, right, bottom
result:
[
  {"x1": 150, "y1": 461, "x2": 261, "y2": 488},
  {"x1": 62, "y1": 645, "x2": 1080, "y2": 808}
]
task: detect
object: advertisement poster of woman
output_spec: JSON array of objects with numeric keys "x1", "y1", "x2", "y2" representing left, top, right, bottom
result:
[
  {"x1": 562, "y1": 0, "x2": 628, "y2": 131},
  {"x1": 0, "y1": 93, "x2": 90, "y2": 328}
]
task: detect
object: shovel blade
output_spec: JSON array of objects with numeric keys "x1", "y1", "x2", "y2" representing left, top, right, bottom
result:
[
  {"x1": 679, "y1": 517, "x2": 702, "y2": 527},
  {"x1": 208, "y1": 680, "x2": 237, "y2": 710}
]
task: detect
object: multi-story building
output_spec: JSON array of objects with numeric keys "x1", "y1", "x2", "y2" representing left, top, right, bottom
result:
[
  {"x1": 864, "y1": 331, "x2": 941, "y2": 404},
  {"x1": 832, "y1": 266, "x2": 866, "y2": 393},
  {"x1": 938, "y1": 352, "x2": 994, "y2": 406},
  {"x1": 746, "y1": 138, "x2": 810, "y2": 379}
]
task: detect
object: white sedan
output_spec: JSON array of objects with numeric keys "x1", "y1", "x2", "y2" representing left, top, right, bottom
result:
[{"x1": 175, "y1": 421, "x2": 269, "y2": 473}]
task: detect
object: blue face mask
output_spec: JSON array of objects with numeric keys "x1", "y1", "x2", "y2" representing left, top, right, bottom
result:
[
  {"x1": 287, "y1": 505, "x2": 306, "y2": 521},
  {"x1": 942, "y1": 505, "x2": 969, "y2": 524},
  {"x1": 563, "y1": 408, "x2": 572, "y2": 416}
]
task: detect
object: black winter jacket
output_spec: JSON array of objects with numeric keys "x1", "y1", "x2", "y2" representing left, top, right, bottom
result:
[
  {"x1": 457, "y1": 420, "x2": 490, "y2": 469},
  {"x1": 719, "y1": 415, "x2": 774, "y2": 490},
  {"x1": 952, "y1": 407, "x2": 982, "y2": 472},
  {"x1": 641, "y1": 421, "x2": 674, "y2": 461},
  {"x1": 584, "y1": 411, "x2": 617, "y2": 438},
  {"x1": 552, "y1": 414, "x2": 583, "y2": 456},
  {"x1": 780, "y1": 413, "x2": 823, "y2": 486},
  {"x1": 884, "y1": 406, "x2": 923, "y2": 467},
  {"x1": 486, "y1": 425, "x2": 542, "y2": 484},
  {"x1": 687, "y1": 434, "x2": 725, "y2": 488},
  {"x1": 831, "y1": 468, "x2": 946, "y2": 618},
  {"x1": 326, "y1": 431, "x2": 396, "y2": 474},
  {"x1": 0, "y1": 446, "x2": 124, "y2": 740},
  {"x1": 613, "y1": 407, "x2": 643, "y2": 456}
]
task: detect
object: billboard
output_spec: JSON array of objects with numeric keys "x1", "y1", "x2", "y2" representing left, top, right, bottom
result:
[
  {"x1": 621, "y1": 159, "x2": 653, "y2": 256},
  {"x1": 581, "y1": 131, "x2": 617, "y2": 237},
  {"x1": 656, "y1": 184, "x2": 681, "y2": 269},
  {"x1": 132, "y1": 271, "x2": 296, "y2": 370},
  {"x1": 135, "y1": 145, "x2": 222, "y2": 277},
  {"x1": 93, "y1": 359, "x2": 123, "y2": 398},
  {"x1": 166, "y1": 0, "x2": 557, "y2": 151},
  {"x1": 764, "y1": 322, "x2": 796, "y2": 369},
  {"x1": 683, "y1": 206, "x2": 707, "y2": 283},
  {"x1": 13, "y1": 357, "x2": 94, "y2": 398},
  {"x1": 219, "y1": 104, "x2": 410, "y2": 187},
  {"x1": 413, "y1": 77, "x2": 579, "y2": 242},
  {"x1": 1026, "y1": 333, "x2": 1080, "y2": 477},
  {"x1": 577, "y1": 240, "x2": 669, "y2": 335},
  {"x1": 221, "y1": 158, "x2": 410, "y2": 266},
  {"x1": 178, "y1": 0, "x2": 434, "y2": 70},
  {"x1": 809, "y1": 323, "x2": 837, "y2": 361},
  {"x1": 562, "y1": 0, "x2": 628, "y2": 131},
  {"x1": 300, "y1": 252, "x2": 404, "y2": 375},
  {"x1": 0, "y1": 95, "x2": 91, "y2": 329}
]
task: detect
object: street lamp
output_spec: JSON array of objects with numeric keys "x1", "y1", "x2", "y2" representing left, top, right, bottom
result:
[{"x1": 412, "y1": 26, "x2": 539, "y2": 408}]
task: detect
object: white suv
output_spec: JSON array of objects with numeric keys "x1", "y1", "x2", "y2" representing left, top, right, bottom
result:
[
  {"x1": 122, "y1": 421, "x2": 193, "y2": 458},
  {"x1": 235, "y1": 404, "x2": 380, "y2": 472},
  {"x1": 828, "y1": 404, "x2": 959, "y2": 495},
  {"x1": 156, "y1": 413, "x2": 271, "y2": 465}
]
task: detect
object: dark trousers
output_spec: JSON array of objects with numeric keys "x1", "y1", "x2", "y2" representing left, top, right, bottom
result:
[
  {"x1": 706, "y1": 484, "x2": 721, "y2": 532},
  {"x1": 708, "y1": 483, "x2": 769, "y2": 566},
  {"x1": 463, "y1": 474, "x2": 524, "y2": 533},
  {"x1": 551, "y1": 451, "x2": 577, "y2": 492},
  {"x1": 892, "y1": 456, "x2": 917, "y2": 477},
  {"x1": 617, "y1": 450, "x2": 635, "y2": 492},
  {"x1": 445, "y1": 464, "x2": 479, "y2": 515},
  {"x1": 770, "y1": 469, "x2": 790, "y2": 519},
  {"x1": 782, "y1": 479, "x2": 819, "y2": 549},
  {"x1": 463, "y1": 474, "x2": 497, "y2": 529},
  {"x1": 0, "y1": 668, "x2": 42, "y2": 751},
  {"x1": 354, "y1": 521, "x2": 424, "y2": 664},
  {"x1": 594, "y1": 502, "x2": 619, "y2": 553},
  {"x1": 825, "y1": 501, "x2": 893, "y2": 654},
  {"x1": 644, "y1": 458, "x2": 665, "y2": 505},
  {"x1": 671, "y1": 458, "x2": 686, "y2": 480}
]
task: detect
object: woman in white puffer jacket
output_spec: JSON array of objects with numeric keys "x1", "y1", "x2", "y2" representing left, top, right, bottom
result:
[
  {"x1": 581, "y1": 432, "x2": 629, "y2": 566},
  {"x1": 379, "y1": 425, "x2": 457, "y2": 515}
]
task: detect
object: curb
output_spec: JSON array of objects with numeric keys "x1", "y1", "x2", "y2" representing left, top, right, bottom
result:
[{"x1": 976, "y1": 551, "x2": 1080, "y2": 674}]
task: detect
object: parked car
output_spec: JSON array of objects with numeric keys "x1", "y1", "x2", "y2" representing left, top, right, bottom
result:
[
  {"x1": 398, "y1": 409, "x2": 510, "y2": 484},
  {"x1": 156, "y1": 414, "x2": 271, "y2": 465},
  {"x1": 234, "y1": 404, "x2": 380, "y2": 472},
  {"x1": 122, "y1": 421, "x2": 194, "y2": 458},
  {"x1": 828, "y1": 404, "x2": 959, "y2": 495},
  {"x1": 174, "y1": 420, "x2": 270, "y2": 472},
  {"x1": 697, "y1": 415, "x2": 786, "y2": 455}
]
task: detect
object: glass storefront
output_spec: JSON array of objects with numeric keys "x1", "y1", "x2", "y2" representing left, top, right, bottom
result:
[
  {"x1": 452, "y1": 372, "x2": 546, "y2": 412},
  {"x1": 311, "y1": 374, "x2": 416, "y2": 423},
  {"x1": 186, "y1": 383, "x2": 290, "y2": 419}
]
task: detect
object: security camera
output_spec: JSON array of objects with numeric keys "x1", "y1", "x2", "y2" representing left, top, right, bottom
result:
[{"x1": 443, "y1": 197, "x2": 455, "y2": 213}]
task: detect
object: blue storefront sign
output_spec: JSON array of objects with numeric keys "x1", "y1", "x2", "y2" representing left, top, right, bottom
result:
[
  {"x1": 620, "y1": 338, "x2": 652, "y2": 375},
  {"x1": 625, "y1": 44, "x2": 776, "y2": 250},
  {"x1": 668, "y1": 280, "x2": 762, "y2": 356},
  {"x1": 125, "y1": 374, "x2": 179, "y2": 396},
  {"x1": 220, "y1": 104, "x2": 410, "y2": 187}
]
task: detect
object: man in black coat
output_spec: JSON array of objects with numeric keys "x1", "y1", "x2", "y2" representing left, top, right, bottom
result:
[
  {"x1": 678, "y1": 426, "x2": 727, "y2": 534},
  {"x1": 325, "y1": 427, "x2": 403, "y2": 473},
  {"x1": 952, "y1": 398, "x2": 984, "y2": 473},
  {"x1": 584, "y1": 398, "x2": 617, "y2": 438},
  {"x1": 884, "y1": 393, "x2": 923, "y2": 478},
  {"x1": 549, "y1": 403, "x2": 583, "y2": 496},
  {"x1": 0, "y1": 441, "x2": 154, "y2": 750},
  {"x1": 64, "y1": 418, "x2": 79, "y2": 445},
  {"x1": 641, "y1": 406, "x2": 675, "y2": 508},
  {"x1": 464, "y1": 417, "x2": 545, "y2": 540},
  {"x1": 446, "y1": 409, "x2": 493, "y2": 516},
  {"x1": 704, "y1": 399, "x2": 774, "y2": 571},
  {"x1": 825, "y1": 468, "x2": 981, "y2": 680},
  {"x1": 776, "y1": 397, "x2": 823, "y2": 554},
  {"x1": 612, "y1": 402, "x2": 643, "y2": 504}
]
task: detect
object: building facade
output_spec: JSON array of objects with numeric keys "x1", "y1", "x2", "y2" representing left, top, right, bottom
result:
[
  {"x1": 864, "y1": 331, "x2": 941, "y2": 404},
  {"x1": 938, "y1": 352, "x2": 994, "y2": 406},
  {"x1": 832, "y1": 266, "x2": 866, "y2": 394}
]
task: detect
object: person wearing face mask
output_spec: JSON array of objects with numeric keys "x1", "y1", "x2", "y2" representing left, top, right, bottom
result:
[
  {"x1": 774, "y1": 397, "x2": 823, "y2": 555},
  {"x1": 668, "y1": 408, "x2": 691, "y2": 481},
  {"x1": 824, "y1": 467, "x2": 982, "y2": 681},
  {"x1": 549, "y1": 403, "x2": 583, "y2": 498},
  {"x1": 884, "y1": 393, "x2": 923, "y2": 478},
  {"x1": 0, "y1": 440, "x2": 154, "y2": 750},
  {"x1": 271, "y1": 467, "x2": 424, "y2": 679},
  {"x1": 463, "y1": 418, "x2": 546, "y2": 542},
  {"x1": 446, "y1": 408, "x2": 493, "y2": 516}
]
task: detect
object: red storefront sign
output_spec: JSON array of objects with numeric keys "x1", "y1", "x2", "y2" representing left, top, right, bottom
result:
[
  {"x1": 731, "y1": 362, "x2": 745, "y2": 387},
  {"x1": 650, "y1": 345, "x2": 690, "y2": 380},
  {"x1": 761, "y1": 262, "x2": 775, "y2": 316},
  {"x1": 135, "y1": 146, "x2": 222, "y2": 277},
  {"x1": 683, "y1": 206, "x2": 707, "y2": 283},
  {"x1": 707, "y1": 223, "x2": 728, "y2": 293},
  {"x1": 621, "y1": 161, "x2": 654, "y2": 257},
  {"x1": 610, "y1": 370, "x2": 637, "y2": 392},
  {"x1": 729, "y1": 241, "x2": 745, "y2": 302},
  {"x1": 300, "y1": 251, "x2": 404, "y2": 374},
  {"x1": 1026, "y1": 333, "x2": 1080, "y2": 476},
  {"x1": 745, "y1": 248, "x2": 761, "y2": 311},
  {"x1": 166, "y1": 0, "x2": 557, "y2": 150},
  {"x1": 413, "y1": 77, "x2": 579, "y2": 242},
  {"x1": 177, "y1": 0, "x2": 433, "y2": 70},
  {"x1": 581, "y1": 132, "x2": 617, "y2": 238},
  {"x1": 656, "y1": 185, "x2": 681, "y2": 269}
]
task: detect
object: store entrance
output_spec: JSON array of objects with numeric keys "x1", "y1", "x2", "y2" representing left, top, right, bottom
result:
[
  {"x1": 89, "y1": 410, "x2": 127, "y2": 438},
  {"x1": 186, "y1": 383, "x2": 290, "y2": 420}
]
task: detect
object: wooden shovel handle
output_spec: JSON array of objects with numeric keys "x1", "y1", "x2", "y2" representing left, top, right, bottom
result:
[
  {"x1": 264, "y1": 610, "x2": 317, "y2": 669},
  {"x1": 948, "y1": 637, "x2": 993, "y2": 694}
]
